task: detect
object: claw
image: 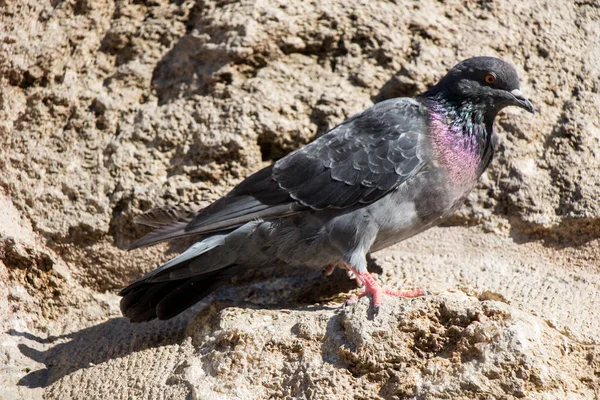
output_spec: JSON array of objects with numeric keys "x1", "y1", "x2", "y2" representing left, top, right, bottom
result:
[
  {"x1": 344, "y1": 294, "x2": 359, "y2": 306},
  {"x1": 346, "y1": 270, "x2": 356, "y2": 281}
]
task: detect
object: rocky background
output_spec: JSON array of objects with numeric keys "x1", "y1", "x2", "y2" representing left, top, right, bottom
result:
[{"x1": 1, "y1": 0, "x2": 599, "y2": 398}]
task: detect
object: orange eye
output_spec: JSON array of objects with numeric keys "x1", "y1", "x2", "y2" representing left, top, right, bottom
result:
[{"x1": 484, "y1": 73, "x2": 496, "y2": 85}]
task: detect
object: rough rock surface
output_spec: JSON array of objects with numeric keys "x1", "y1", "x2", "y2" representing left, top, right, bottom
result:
[{"x1": 1, "y1": 0, "x2": 599, "y2": 399}]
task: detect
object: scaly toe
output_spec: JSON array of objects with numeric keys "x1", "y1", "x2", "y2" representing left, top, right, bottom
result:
[{"x1": 383, "y1": 288, "x2": 430, "y2": 298}]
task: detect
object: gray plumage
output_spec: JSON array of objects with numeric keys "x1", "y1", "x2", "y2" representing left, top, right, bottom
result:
[{"x1": 120, "y1": 57, "x2": 534, "y2": 322}]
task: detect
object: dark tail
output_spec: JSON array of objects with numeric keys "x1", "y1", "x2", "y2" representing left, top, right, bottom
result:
[
  {"x1": 120, "y1": 222, "x2": 262, "y2": 322},
  {"x1": 119, "y1": 266, "x2": 238, "y2": 322}
]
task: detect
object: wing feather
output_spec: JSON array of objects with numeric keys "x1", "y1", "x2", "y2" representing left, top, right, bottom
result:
[{"x1": 130, "y1": 98, "x2": 428, "y2": 248}]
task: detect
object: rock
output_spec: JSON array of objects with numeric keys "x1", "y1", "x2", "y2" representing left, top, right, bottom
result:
[
  {"x1": 1, "y1": 0, "x2": 599, "y2": 398},
  {"x1": 16, "y1": 293, "x2": 600, "y2": 399}
]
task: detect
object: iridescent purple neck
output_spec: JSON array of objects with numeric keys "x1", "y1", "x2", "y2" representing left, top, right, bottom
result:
[{"x1": 419, "y1": 94, "x2": 495, "y2": 185}]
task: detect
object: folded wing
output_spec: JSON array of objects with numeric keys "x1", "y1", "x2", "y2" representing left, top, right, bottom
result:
[{"x1": 130, "y1": 98, "x2": 428, "y2": 249}]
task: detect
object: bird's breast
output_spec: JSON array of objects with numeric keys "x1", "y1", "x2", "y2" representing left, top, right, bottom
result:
[
  {"x1": 368, "y1": 164, "x2": 476, "y2": 253},
  {"x1": 428, "y1": 115, "x2": 488, "y2": 187}
]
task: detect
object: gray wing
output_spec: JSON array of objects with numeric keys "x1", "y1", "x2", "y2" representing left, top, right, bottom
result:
[
  {"x1": 130, "y1": 98, "x2": 428, "y2": 249},
  {"x1": 129, "y1": 166, "x2": 300, "y2": 249},
  {"x1": 272, "y1": 98, "x2": 427, "y2": 209}
]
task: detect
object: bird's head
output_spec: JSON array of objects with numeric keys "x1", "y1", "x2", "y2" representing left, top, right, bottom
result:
[{"x1": 430, "y1": 56, "x2": 535, "y2": 118}]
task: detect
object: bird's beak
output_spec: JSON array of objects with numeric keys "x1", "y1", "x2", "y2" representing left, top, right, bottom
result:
[{"x1": 509, "y1": 89, "x2": 535, "y2": 115}]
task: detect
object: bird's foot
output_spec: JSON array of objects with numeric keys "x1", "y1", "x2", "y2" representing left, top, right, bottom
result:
[{"x1": 345, "y1": 270, "x2": 430, "y2": 314}]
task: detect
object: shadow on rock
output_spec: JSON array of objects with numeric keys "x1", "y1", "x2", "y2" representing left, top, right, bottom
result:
[
  {"x1": 151, "y1": 33, "x2": 234, "y2": 105},
  {"x1": 11, "y1": 310, "x2": 196, "y2": 389},
  {"x1": 508, "y1": 217, "x2": 600, "y2": 249},
  {"x1": 12, "y1": 260, "x2": 373, "y2": 389}
]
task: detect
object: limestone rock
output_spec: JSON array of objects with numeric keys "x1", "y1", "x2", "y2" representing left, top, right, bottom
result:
[{"x1": 1, "y1": 0, "x2": 599, "y2": 398}]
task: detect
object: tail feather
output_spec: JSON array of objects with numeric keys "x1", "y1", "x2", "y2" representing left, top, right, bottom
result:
[
  {"x1": 121, "y1": 280, "x2": 181, "y2": 322},
  {"x1": 128, "y1": 202, "x2": 297, "y2": 250},
  {"x1": 120, "y1": 222, "x2": 262, "y2": 322},
  {"x1": 155, "y1": 267, "x2": 238, "y2": 320},
  {"x1": 128, "y1": 220, "x2": 192, "y2": 250},
  {"x1": 122, "y1": 233, "x2": 230, "y2": 291},
  {"x1": 120, "y1": 267, "x2": 237, "y2": 322}
]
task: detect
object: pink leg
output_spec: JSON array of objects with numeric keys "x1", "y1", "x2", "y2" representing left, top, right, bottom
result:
[
  {"x1": 383, "y1": 288, "x2": 430, "y2": 298},
  {"x1": 347, "y1": 269, "x2": 430, "y2": 313}
]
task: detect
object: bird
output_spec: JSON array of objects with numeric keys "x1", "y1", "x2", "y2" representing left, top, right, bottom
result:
[{"x1": 120, "y1": 56, "x2": 535, "y2": 322}]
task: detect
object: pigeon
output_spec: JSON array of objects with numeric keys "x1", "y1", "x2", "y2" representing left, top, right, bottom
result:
[{"x1": 120, "y1": 57, "x2": 535, "y2": 322}]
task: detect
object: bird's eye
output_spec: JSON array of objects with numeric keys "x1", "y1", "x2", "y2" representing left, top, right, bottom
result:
[{"x1": 484, "y1": 73, "x2": 496, "y2": 85}]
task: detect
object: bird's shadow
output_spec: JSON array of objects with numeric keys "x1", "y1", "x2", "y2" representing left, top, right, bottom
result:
[
  {"x1": 12, "y1": 257, "x2": 382, "y2": 388},
  {"x1": 10, "y1": 311, "x2": 194, "y2": 389}
]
